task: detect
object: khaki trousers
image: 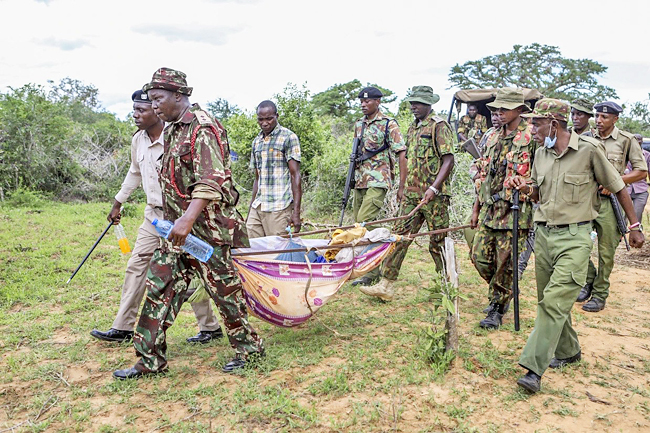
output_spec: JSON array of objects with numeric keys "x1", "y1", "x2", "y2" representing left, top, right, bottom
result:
[
  {"x1": 246, "y1": 203, "x2": 293, "y2": 238},
  {"x1": 112, "y1": 212, "x2": 220, "y2": 332}
]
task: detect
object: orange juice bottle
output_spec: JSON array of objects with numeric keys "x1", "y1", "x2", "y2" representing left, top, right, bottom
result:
[{"x1": 114, "y1": 223, "x2": 131, "y2": 254}]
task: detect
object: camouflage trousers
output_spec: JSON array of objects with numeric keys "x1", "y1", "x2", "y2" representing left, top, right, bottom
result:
[
  {"x1": 133, "y1": 245, "x2": 263, "y2": 373},
  {"x1": 382, "y1": 195, "x2": 450, "y2": 280},
  {"x1": 471, "y1": 225, "x2": 529, "y2": 305}
]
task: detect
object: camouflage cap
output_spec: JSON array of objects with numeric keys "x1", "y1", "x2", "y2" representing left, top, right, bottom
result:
[
  {"x1": 521, "y1": 98, "x2": 570, "y2": 122},
  {"x1": 486, "y1": 87, "x2": 531, "y2": 112},
  {"x1": 405, "y1": 85, "x2": 440, "y2": 105},
  {"x1": 570, "y1": 98, "x2": 594, "y2": 115},
  {"x1": 142, "y1": 67, "x2": 193, "y2": 96}
]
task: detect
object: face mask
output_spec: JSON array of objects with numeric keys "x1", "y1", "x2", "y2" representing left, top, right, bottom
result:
[{"x1": 543, "y1": 122, "x2": 557, "y2": 148}]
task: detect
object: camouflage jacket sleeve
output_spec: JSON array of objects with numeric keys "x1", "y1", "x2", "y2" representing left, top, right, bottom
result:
[
  {"x1": 388, "y1": 119, "x2": 406, "y2": 154},
  {"x1": 189, "y1": 126, "x2": 229, "y2": 202},
  {"x1": 436, "y1": 121, "x2": 455, "y2": 156}
]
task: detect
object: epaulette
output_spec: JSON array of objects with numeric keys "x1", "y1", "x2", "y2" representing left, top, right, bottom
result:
[
  {"x1": 618, "y1": 129, "x2": 636, "y2": 140},
  {"x1": 579, "y1": 134, "x2": 601, "y2": 148},
  {"x1": 432, "y1": 115, "x2": 445, "y2": 124},
  {"x1": 194, "y1": 109, "x2": 213, "y2": 126}
]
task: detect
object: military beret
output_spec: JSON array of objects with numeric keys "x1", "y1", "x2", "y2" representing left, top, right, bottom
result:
[
  {"x1": 358, "y1": 86, "x2": 383, "y2": 99},
  {"x1": 143, "y1": 67, "x2": 193, "y2": 96},
  {"x1": 570, "y1": 98, "x2": 594, "y2": 115},
  {"x1": 594, "y1": 101, "x2": 622, "y2": 115},
  {"x1": 131, "y1": 89, "x2": 151, "y2": 103}
]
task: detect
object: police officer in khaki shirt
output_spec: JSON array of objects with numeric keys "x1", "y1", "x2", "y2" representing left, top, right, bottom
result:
[
  {"x1": 578, "y1": 101, "x2": 648, "y2": 312},
  {"x1": 509, "y1": 99, "x2": 644, "y2": 394}
]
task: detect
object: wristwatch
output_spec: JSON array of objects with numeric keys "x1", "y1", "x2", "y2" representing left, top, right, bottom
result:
[{"x1": 428, "y1": 185, "x2": 439, "y2": 195}]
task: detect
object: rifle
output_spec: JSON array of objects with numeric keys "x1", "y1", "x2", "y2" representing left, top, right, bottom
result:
[
  {"x1": 609, "y1": 193, "x2": 631, "y2": 251},
  {"x1": 511, "y1": 164, "x2": 521, "y2": 332},
  {"x1": 66, "y1": 220, "x2": 114, "y2": 284},
  {"x1": 339, "y1": 123, "x2": 366, "y2": 226},
  {"x1": 461, "y1": 138, "x2": 482, "y2": 159}
]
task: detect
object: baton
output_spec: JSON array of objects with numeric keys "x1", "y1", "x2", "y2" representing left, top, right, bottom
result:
[{"x1": 66, "y1": 220, "x2": 113, "y2": 285}]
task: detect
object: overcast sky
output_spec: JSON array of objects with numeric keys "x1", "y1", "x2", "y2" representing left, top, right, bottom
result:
[{"x1": 1, "y1": 0, "x2": 648, "y2": 120}]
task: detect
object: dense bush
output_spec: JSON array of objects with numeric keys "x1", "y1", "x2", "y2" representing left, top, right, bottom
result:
[{"x1": 0, "y1": 80, "x2": 132, "y2": 201}]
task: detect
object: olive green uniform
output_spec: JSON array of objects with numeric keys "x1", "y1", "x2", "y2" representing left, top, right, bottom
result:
[
  {"x1": 519, "y1": 132, "x2": 625, "y2": 376},
  {"x1": 586, "y1": 126, "x2": 647, "y2": 302},
  {"x1": 380, "y1": 111, "x2": 455, "y2": 279}
]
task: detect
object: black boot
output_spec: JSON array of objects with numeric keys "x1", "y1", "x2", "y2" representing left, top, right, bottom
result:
[
  {"x1": 186, "y1": 329, "x2": 224, "y2": 344},
  {"x1": 479, "y1": 304, "x2": 504, "y2": 329},
  {"x1": 576, "y1": 283, "x2": 592, "y2": 303},
  {"x1": 517, "y1": 370, "x2": 541, "y2": 394},
  {"x1": 90, "y1": 328, "x2": 134, "y2": 343}
]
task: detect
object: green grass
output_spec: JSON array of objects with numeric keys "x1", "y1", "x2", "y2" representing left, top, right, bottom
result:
[{"x1": 1, "y1": 201, "x2": 650, "y2": 432}]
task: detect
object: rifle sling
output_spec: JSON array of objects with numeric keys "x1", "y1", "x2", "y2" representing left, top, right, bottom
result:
[{"x1": 356, "y1": 119, "x2": 391, "y2": 163}]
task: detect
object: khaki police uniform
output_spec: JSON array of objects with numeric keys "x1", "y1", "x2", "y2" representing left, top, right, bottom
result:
[
  {"x1": 587, "y1": 126, "x2": 647, "y2": 302},
  {"x1": 519, "y1": 131, "x2": 625, "y2": 376}
]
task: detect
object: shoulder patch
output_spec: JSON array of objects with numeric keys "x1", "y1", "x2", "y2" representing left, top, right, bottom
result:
[
  {"x1": 194, "y1": 109, "x2": 213, "y2": 126},
  {"x1": 432, "y1": 115, "x2": 445, "y2": 124}
]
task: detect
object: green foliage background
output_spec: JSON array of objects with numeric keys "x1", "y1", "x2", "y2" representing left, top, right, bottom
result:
[{"x1": 2, "y1": 63, "x2": 649, "y2": 225}]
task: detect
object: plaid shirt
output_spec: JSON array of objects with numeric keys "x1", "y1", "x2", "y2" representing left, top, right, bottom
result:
[{"x1": 249, "y1": 124, "x2": 301, "y2": 212}]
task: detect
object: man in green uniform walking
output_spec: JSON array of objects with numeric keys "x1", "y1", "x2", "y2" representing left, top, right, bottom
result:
[
  {"x1": 360, "y1": 86, "x2": 455, "y2": 300},
  {"x1": 113, "y1": 68, "x2": 264, "y2": 379},
  {"x1": 509, "y1": 99, "x2": 644, "y2": 394},
  {"x1": 577, "y1": 102, "x2": 648, "y2": 311},
  {"x1": 470, "y1": 88, "x2": 537, "y2": 329},
  {"x1": 350, "y1": 86, "x2": 407, "y2": 287}
]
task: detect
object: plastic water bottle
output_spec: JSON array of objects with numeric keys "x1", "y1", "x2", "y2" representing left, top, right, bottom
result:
[
  {"x1": 114, "y1": 223, "x2": 131, "y2": 254},
  {"x1": 151, "y1": 219, "x2": 214, "y2": 262}
]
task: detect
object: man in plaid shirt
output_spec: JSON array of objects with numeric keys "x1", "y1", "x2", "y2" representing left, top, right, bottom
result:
[{"x1": 247, "y1": 100, "x2": 302, "y2": 237}]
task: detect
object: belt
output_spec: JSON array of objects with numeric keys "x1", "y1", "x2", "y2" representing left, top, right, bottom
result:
[{"x1": 537, "y1": 221, "x2": 591, "y2": 229}]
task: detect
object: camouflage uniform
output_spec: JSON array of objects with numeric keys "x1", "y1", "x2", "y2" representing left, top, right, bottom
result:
[
  {"x1": 133, "y1": 103, "x2": 263, "y2": 373},
  {"x1": 382, "y1": 112, "x2": 455, "y2": 278},
  {"x1": 352, "y1": 110, "x2": 406, "y2": 223},
  {"x1": 472, "y1": 118, "x2": 536, "y2": 305},
  {"x1": 458, "y1": 113, "x2": 488, "y2": 140}
]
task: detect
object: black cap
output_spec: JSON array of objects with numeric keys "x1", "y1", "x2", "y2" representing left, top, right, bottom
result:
[
  {"x1": 132, "y1": 89, "x2": 151, "y2": 103},
  {"x1": 358, "y1": 86, "x2": 383, "y2": 99},
  {"x1": 594, "y1": 101, "x2": 622, "y2": 115}
]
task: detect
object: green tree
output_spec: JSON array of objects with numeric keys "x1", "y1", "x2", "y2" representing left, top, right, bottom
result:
[
  {"x1": 0, "y1": 84, "x2": 78, "y2": 195},
  {"x1": 206, "y1": 97, "x2": 242, "y2": 121},
  {"x1": 618, "y1": 93, "x2": 650, "y2": 137},
  {"x1": 448, "y1": 44, "x2": 617, "y2": 101},
  {"x1": 274, "y1": 83, "x2": 328, "y2": 177},
  {"x1": 312, "y1": 79, "x2": 397, "y2": 124}
]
